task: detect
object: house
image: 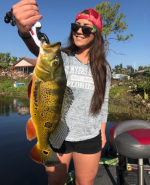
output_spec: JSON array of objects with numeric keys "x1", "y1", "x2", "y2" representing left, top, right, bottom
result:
[
  {"x1": 13, "y1": 57, "x2": 36, "y2": 75},
  {"x1": 111, "y1": 73, "x2": 130, "y2": 80}
]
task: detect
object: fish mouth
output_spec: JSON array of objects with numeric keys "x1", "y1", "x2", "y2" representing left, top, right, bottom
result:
[
  {"x1": 41, "y1": 40, "x2": 61, "y2": 53},
  {"x1": 36, "y1": 65, "x2": 49, "y2": 73}
]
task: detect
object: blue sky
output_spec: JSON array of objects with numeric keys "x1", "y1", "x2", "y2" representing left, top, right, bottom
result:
[{"x1": 1, "y1": 0, "x2": 150, "y2": 70}]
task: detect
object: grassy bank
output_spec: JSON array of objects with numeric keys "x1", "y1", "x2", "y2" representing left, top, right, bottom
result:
[
  {"x1": 108, "y1": 79, "x2": 150, "y2": 121},
  {"x1": 0, "y1": 76, "x2": 150, "y2": 121},
  {"x1": 0, "y1": 76, "x2": 31, "y2": 98}
]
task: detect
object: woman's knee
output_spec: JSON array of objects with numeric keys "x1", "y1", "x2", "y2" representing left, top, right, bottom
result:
[
  {"x1": 73, "y1": 152, "x2": 101, "y2": 185},
  {"x1": 45, "y1": 165, "x2": 68, "y2": 185},
  {"x1": 75, "y1": 177, "x2": 95, "y2": 185},
  {"x1": 45, "y1": 153, "x2": 72, "y2": 185},
  {"x1": 75, "y1": 171, "x2": 97, "y2": 185}
]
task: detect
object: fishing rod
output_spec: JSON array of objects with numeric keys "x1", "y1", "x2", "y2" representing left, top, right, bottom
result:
[{"x1": 4, "y1": 8, "x2": 50, "y2": 47}]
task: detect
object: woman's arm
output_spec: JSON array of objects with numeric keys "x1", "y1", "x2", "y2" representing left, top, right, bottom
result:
[
  {"x1": 100, "y1": 65, "x2": 111, "y2": 148},
  {"x1": 13, "y1": 0, "x2": 43, "y2": 56},
  {"x1": 19, "y1": 35, "x2": 39, "y2": 57},
  {"x1": 101, "y1": 122, "x2": 107, "y2": 148}
]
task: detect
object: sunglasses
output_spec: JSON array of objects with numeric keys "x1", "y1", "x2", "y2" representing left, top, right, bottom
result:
[{"x1": 71, "y1": 23, "x2": 96, "y2": 34}]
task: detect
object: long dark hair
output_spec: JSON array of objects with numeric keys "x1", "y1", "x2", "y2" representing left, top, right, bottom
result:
[{"x1": 61, "y1": 10, "x2": 110, "y2": 115}]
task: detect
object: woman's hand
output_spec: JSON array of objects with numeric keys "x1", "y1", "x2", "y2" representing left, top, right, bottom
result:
[
  {"x1": 12, "y1": 0, "x2": 43, "y2": 37},
  {"x1": 101, "y1": 132, "x2": 107, "y2": 149}
]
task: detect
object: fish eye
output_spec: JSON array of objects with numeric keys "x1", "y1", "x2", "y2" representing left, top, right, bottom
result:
[{"x1": 51, "y1": 60, "x2": 59, "y2": 67}]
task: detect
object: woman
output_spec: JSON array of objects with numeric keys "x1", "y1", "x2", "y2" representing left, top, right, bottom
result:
[{"x1": 13, "y1": 1, "x2": 111, "y2": 185}]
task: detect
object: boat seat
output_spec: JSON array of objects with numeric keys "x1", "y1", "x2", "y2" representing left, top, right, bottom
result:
[
  {"x1": 109, "y1": 120, "x2": 150, "y2": 159},
  {"x1": 109, "y1": 120, "x2": 150, "y2": 185}
]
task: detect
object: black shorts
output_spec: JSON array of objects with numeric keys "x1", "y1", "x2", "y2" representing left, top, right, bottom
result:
[{"x1": 50, "y1": 132, "x2": 102, "y2": 154}]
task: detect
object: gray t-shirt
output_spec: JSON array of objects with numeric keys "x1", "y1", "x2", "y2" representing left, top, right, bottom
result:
[{"x1": 61, "y1": 52, "x2": 111, "y2": 141}]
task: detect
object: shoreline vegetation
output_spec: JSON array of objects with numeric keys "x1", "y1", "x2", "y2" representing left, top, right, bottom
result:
[{"x1": 0, "y1": 76, "x2": 150, "y2": 122}]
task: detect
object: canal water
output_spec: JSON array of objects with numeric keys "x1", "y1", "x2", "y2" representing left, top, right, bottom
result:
[{"x1": 0, "y1": 95, "x2": 117, "y2": 185}]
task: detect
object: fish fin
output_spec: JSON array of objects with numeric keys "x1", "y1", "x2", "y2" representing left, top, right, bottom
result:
[
  {"x1": 61, "y1": 86, "x2": 74, "y2": 117},
  {"x1": 26, "y1": 118, "x2": 36, "y2": 141},
  {"x1": 30, "y1": 144, "x2": 43, "y2": 164},
  {"x1": 28, "y1": 79, "x2": 32, "y2": 100},
  {"x1": 43, "y1": 148, "x2": 60, "y2": 167},
  {"x1": 49, "y1": 86, "x2": 74, "y2": 149},
  {"x1": 49, "y1": 119, "x2": 68, "y2": 149}
]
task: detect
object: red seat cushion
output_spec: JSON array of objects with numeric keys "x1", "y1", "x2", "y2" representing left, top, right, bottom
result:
[{"x1": 126, "y1": 129, "x2": 150, "y2": 145}]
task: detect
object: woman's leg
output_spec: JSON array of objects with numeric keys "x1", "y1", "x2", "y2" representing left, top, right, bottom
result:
[
  {"x1": 45, "y1": 152, "x2": 72, "y2": 185},
  {"x1": 73, "y1": 151, "x2": 101, "y2": 185}
]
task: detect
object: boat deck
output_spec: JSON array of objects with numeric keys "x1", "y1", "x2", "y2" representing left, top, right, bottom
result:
[
  {"x1": 94, "y1": 164, "x2": 150, "y2": 185},
  {"x1": 94, "y1": 164, "x2": 119, "y2": 185},
  {"x1": 67, "y1": 163, "x2": 150, "y2": 185}
]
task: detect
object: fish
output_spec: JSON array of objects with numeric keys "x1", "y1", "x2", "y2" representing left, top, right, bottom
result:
[{"x1": 26, "y1": 40, "x2": 72, "y2": 166}]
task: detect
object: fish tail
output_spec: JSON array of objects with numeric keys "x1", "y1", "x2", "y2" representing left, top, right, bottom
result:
[
  {"x1": 30, "y1": 144, "x2": 60, "y2": 166},
  {"x1": 43, "y1": 147, "x2": 60, "y2": 167}
]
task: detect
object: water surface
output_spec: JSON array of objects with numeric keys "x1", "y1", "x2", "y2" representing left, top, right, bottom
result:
[{"x1": 0, "y1": 96, "x2": 117, "y2": 185}]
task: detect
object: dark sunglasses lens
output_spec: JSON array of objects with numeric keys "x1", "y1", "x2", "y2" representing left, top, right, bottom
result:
[
  {"x1": 71, "y1": 24, "x2": 93, "y2": 34},
  {"x1": 71, "y1": 23, "x2": 79, "y2": 32},
  {"x1": 82, "y1": 27, "x2": 92, "y2": 34}
]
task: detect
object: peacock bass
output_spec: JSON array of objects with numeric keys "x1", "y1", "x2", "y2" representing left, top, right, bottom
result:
[{"x1": 26, "y1": 40, "x2": 71, "y2": 166}]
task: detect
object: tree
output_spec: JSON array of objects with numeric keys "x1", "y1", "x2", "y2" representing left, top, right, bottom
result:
[
  {"x1": 95, "y1": 1, "x2": 133, "y2": 54},
  {"x1": 0, "y1": 53, "x2": 5, "y2": 62},
  {"x1": 4, "y1": 52, "x2": 11, "y2": 63},
  {"x1": 0, "y1": 52, "x2": 18, "y2": 70},
  {"x1": 113, "y1": 65, "x2": 120, "y2": 73},
  {"x1": 126, "y1": 65, "x2": 134, "y2": 74},
  {"x1": 138, "y1": 65, "x2": 150, "y2": 71},
  {"x1": 113, "y1": 63, "x2": 123, "y2": 73},
  {"x1": 11, "y1": 56, "x2": 18, "y2": 64},
  {"x1": 0, "y1": 52, "x2": 11, "y2": 63},
  {"x1": 0, "y1": 62, "x2": 9, "y2": 70}
]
